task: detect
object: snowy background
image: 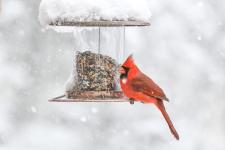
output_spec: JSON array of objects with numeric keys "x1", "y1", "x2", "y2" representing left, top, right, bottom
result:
[{"x1": 1, "y1": 0, "x2": 225, "y2": 149}]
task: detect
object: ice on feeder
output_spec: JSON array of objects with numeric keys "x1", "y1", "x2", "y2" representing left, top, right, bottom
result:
[{"x1": 65, "y1": 71, "x2": 76, "y2": 92}]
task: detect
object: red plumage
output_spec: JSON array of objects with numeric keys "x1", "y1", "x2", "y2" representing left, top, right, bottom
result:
[{"x1": 119, "y1": 55, "x2": 179, "y2": 140}]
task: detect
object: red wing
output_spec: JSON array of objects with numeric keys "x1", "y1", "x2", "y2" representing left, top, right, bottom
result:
[{"x1": 130, "y1": 73, "x2": 169, "y2": 101}]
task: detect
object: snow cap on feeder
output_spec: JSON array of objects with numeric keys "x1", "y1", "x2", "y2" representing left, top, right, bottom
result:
[{"x1": 39, "y1": 0, "x2": 151, "y2": 27}]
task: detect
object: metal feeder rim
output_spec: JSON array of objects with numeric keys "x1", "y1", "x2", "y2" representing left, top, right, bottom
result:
[
  {"x1": 49, "y1": 20, "x2": 150, "y2": 27},
  {"x1": 48, "y1": 94, "x2": 135, "y2": 103}
]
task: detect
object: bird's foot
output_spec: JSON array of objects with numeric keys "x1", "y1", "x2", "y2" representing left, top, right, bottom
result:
[{"x1": 129, "y1": 98, "x2": 135, "y2": 105}]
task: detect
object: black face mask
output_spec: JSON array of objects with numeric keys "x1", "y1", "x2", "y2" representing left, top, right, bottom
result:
[{"x1": 120, "y1": 66, "x2": 130, "y2": 79}]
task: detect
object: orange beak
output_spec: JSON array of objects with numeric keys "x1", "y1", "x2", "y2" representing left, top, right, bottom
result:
[{"x1": 118, "y1": 66, "x2": 126, "y2": 74}]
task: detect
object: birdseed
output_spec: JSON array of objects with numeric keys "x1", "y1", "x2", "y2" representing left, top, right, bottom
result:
[{"x1": 67, "y1": 51, "x2": 122, "y2": 99}]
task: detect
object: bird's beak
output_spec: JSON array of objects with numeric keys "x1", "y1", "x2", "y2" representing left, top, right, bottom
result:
[{"x1": 118, "y1": 66, "x2": 126, "y2": 74}]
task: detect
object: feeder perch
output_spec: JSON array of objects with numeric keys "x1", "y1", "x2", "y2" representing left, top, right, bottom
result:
[{"x1": 39, "y1": 0, "x2": 151, "y2": 103}]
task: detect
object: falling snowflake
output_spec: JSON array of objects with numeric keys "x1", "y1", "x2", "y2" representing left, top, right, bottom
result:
[
  {"x1": 197, "y1": 1, "x2": 203, "y2": 7},
  {"x1": 80, "y1": 116, "x2": 87, "y2": 122},
  {"x1": 197, "y1": 35, "x2": 202, "y2": 41},
  {"x1": 31, "y1": 106, "x2": 37, "y2": 113},
  {"x1": 91, "y1": 107, "x2": 98, "y2": 114}
]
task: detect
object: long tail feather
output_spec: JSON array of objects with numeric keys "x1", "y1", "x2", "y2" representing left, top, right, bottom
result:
[{"x1": 155, "y1": 100, "x2": 179, "y2": 140}]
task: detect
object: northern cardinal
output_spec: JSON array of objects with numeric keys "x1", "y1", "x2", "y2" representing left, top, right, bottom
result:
[{"x1": 119, "y1": 55, "x2": 179, "y2": 140}]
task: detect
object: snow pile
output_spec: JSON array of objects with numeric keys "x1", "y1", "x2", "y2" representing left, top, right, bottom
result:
[{"x1": 39, "y1": 0, "x2": 151, "y2": 26}]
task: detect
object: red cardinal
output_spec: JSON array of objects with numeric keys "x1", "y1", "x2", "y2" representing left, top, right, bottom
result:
[{"x1": 119, "y1": 55, "x2": 179, "y2": 140}]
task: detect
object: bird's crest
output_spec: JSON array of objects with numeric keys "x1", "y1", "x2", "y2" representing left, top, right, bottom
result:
[{"x1": 122, "y1": 54, "x2": 135, "y2": 68}]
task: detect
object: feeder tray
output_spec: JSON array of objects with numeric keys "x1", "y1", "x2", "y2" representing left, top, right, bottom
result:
[{"x1": 49, "y1": 92, "x2": 134, "y2": 103}]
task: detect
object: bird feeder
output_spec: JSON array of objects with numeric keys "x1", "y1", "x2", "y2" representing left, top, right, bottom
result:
[{"x1": 39, "y1": 0, "x2": 151, "y2": 102}]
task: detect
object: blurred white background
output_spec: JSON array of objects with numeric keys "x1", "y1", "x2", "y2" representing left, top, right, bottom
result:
[{"x1": 0, "y1": 0, "x2": 225, "y2": 149}]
